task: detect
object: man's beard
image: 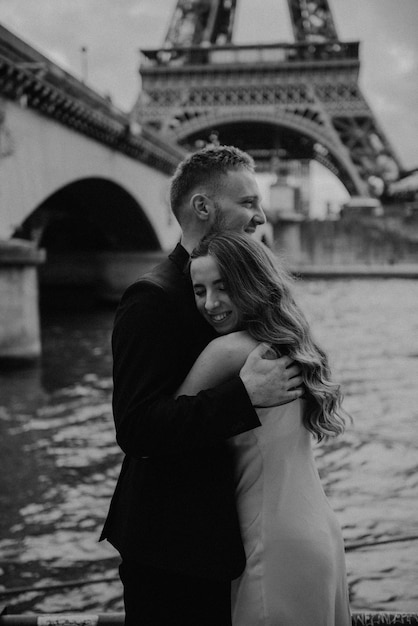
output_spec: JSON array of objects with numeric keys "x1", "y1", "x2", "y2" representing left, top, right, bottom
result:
[
  {"x1": 212, "y1": 204, "x2": 228, "y2": 232},
  {"x1": 210, "y1": 202, "x2": 237, "y2": 234}
]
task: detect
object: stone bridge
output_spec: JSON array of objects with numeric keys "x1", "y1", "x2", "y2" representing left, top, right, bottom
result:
[{"x1": 0, "y1": 25, "x2": 186, "y2": 359}]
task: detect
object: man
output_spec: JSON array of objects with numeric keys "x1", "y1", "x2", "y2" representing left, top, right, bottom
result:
[{"x1": 100, "y1": 145, "x2": 303, "y2": 626}]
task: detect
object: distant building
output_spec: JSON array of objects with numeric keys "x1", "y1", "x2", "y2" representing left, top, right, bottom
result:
[{"x1": 340, "y1": 197, "x2": 384, "y2": 219}]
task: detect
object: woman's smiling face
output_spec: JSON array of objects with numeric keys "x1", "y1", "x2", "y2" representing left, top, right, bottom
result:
[{"x1": 191, "y1": 255, "x2": 242, "y2": 335}]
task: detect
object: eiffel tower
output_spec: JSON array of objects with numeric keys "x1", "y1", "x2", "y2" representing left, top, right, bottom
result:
[{"x1": 133, "y1": 0, "x2": 404, "y2": 200}]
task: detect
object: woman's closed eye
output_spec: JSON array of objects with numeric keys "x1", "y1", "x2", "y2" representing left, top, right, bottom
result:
[
  {"x1": 194, "y1": 288, "x2": 206, "y2": 299},
  {"x1": 194, "y1": 282, "x2": 226, "y2": 298}
]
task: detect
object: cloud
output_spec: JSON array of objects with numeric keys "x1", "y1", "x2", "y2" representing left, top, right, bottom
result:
[
  {"x1": 386, "y1": 43, "x2": 417, "y2": 76},
  {"x1": 127, "y1": 0, "x2": 176, "y2": 20}
]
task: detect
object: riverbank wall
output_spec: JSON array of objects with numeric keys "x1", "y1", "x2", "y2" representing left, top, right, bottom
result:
[
  {"x1": 1, "y1": 210, "x2": 418, "y2": 360},
  {"x1": 271, "y1": 207, "x2": 418, "y2": 269}
]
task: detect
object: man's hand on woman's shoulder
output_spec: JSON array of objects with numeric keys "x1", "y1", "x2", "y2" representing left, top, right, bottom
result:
[{"x1": 240, "y1": 343, "x2": 304, "y2": 408}]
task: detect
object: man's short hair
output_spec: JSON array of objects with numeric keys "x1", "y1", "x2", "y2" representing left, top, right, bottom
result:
[{"x1": 170, "y1": 145, "x2": 255, "y2": 224}]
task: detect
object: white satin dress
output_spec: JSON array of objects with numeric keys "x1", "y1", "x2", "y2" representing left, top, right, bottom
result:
[{"x1": 230, "y1": 399, "x2": 351, "y2": 626}]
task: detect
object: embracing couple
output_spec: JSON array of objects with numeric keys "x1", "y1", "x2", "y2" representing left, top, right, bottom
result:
[{"x1": 100, "y1": 145, "x2": 351, "y2": 625}]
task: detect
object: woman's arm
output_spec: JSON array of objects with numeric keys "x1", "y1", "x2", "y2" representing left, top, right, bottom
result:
[
  {"x1": 113, "y1": 285, "x2": 261, "y2": 459},
  {"x1": 176, "y1": 331, "x2": 259, "y2": 397}
]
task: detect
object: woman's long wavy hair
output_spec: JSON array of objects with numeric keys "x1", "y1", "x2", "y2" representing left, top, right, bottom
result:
[{"x1": 191, "y1": 231, "x2": 349, "y2": 441}]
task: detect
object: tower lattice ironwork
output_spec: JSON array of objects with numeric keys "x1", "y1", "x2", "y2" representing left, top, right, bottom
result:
[{"x1": 133, "y1": 0, "x2": 404, "y2": 198}]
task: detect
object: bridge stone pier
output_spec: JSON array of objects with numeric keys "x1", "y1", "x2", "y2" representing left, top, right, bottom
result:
[
  {"x1": 0, "y1": 25, "x2": 186, "y2": 361},
  {"x1": 0, "y1": 239, "x2": 45, "y2": 361}
]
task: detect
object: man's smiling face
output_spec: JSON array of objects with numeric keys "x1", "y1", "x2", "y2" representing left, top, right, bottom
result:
[{"x1": 209, "y1": 167, "x2": 266, "y2": 235}]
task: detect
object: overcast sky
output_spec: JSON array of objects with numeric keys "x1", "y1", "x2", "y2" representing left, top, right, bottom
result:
[
  {"x1": 1, "y1": 0, "x2": 417, "y2": 170},
  {"x1": 1, "y1": 0, "x2": 417, "y2": 213}
]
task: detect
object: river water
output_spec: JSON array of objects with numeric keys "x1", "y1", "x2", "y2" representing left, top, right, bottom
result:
[{"x1": 0, "y1": 278, "x2": 417, "y2": 615}]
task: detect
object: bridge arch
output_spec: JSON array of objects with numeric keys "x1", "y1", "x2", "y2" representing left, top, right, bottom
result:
[
  {"x1": 171, "y1": 109, "x2": 367, "y2": 196},
  {"x1": 15, "y1": 177, "x2": 161, "y2": 252},
  {"x1": 14, "y1": 177, "x2": 166, "y2": 306}
]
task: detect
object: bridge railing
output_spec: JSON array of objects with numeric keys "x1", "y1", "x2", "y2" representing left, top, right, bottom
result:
[
  {"x1": 1, "y1": 612, "x2": 418, "y2": 625},
  {"x1": 0, "y1": 24, "x2": 186, "y2": 175}
]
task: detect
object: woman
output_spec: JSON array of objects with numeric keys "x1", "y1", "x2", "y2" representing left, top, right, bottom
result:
[{"x1": 176, "y1": 231, "x2": 351, "y2": 626}]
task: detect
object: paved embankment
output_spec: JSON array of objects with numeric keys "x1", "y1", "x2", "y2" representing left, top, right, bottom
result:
[{"x1": 290, "y1": 265, "x2": 418, "y2": 279}]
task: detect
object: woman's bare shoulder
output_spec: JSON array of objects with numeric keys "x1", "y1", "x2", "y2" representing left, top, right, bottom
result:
[
  {"x1": 176, "y1": 332, "x2": 259, "y2": 397},
  {"x1": 207, "y1": 331, "x2": 259, "y2": 362}
]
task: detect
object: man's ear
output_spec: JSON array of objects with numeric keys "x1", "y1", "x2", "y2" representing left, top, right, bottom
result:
[{"x1": 190, "y1": 193, "x2": 212, "y2": 222}]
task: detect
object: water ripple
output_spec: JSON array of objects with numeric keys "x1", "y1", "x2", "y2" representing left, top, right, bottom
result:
[{"x1": 0, "y1": 279, "x2": 417, "y2": 613}]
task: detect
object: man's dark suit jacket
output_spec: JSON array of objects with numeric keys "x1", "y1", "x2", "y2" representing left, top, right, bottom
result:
[{"x1": 100, "y1": 243, "x2": 261, "y2": 581}]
